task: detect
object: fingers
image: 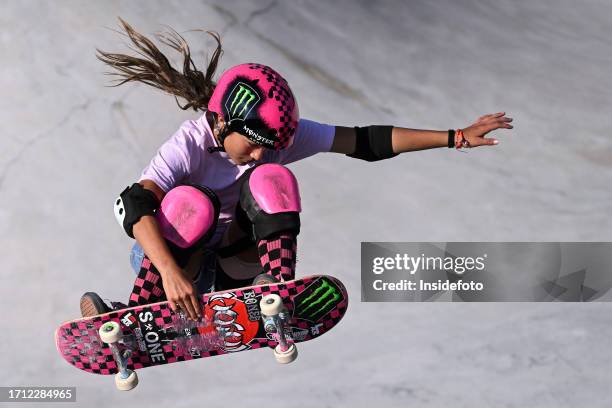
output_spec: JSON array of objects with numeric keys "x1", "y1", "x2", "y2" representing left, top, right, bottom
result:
[
  {"x1": 495, "y1": 112, "x2": 513, "y2": 127},
  {"x1": 478, "y1": 113, "x2": 513, "y2": 131},
  {"x1": 175, "y1": 292, "x2": 201, "y2": 321},
  {"x1": 484, "y1": 111, "x2": 506, "y2": 118},
  {"x1": 181, "y1": 296, "x2": 198, "y2": 321},
  {"x1": 166, "y1": 286, "x2": 202, "y2": 321},
  {"x1": 189, "y1": 293, "x2": 202, "y2": 320},
  {"x1": 168, "y1": 298, "x2": 181, "y2": 314},
  {"x1": 477, "y1": 112, "x2": 503, "y2": 120},
  {"x1": 161, "y1": 268, "x2": 204, "y2": 321},
  {"x1": 478, "y1": 111, "x2": 512, "y2": 121},
  {"x1": 473, "y1": 112, "x2": 507, "y2": 127},
  {"x1": 172, "y1": 299, "x2": 195, "y2": 321}
]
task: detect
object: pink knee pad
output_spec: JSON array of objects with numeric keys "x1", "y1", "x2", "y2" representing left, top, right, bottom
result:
[
  {"x1": 247, "y1": 164, "x2": 301, "y2": 214},
  {"x1": 239, "y1": 164, "x2": 301, "y2": 240},
  {"x1": 155, "y1": 185, "x2": 219, "y2": 248}
]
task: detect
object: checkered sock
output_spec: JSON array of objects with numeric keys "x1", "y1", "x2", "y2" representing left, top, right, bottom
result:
[
  {"x1": 128, "y1": 256, "x2": 167, "y2": 307},
  {"x1": 257, "y1": 233, "x2": 297, "y2": 282}
]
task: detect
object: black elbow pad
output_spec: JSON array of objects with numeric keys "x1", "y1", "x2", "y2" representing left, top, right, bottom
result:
[
  {"x1": 346, "y1": 125, "x2": 398, "y2": 162},
  {"x1": 114, "y1": 183, "x2": 160, "y2": 238}
]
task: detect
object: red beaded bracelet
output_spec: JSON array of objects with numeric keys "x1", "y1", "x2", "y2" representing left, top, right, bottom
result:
[{"x1": 454, "y1": 129, "x2": 471, "y2": 149}]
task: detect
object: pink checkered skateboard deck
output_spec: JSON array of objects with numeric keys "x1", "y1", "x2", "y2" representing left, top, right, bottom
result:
[{"x1": 55, "y1": 275, "x2": 348, "y2": 377}]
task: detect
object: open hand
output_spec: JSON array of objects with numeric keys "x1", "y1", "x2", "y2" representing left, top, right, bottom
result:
[{"x1": 462, "y1": 112, "x2": 513, "y2": 148}]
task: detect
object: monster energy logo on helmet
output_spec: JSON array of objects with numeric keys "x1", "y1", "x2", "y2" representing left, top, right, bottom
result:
[
  {"x1": 226, "y1": 82, "x2": 260, "y2": 121},
  {"x1": 224, "y1": 82, "x2": 277, "y2": 149},
  {"x1": 295, "y1": 278, "x2": 342, "y2": 322}
]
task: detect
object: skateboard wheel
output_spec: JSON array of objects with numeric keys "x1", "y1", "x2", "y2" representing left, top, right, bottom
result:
[
  {"x1": 99, "y1": 321, "x2": 122, "y2": 344},
  {"x1": 259, "y1": 294, "x2": 283, "y2": 316},
  {"x1": 115, "y1": 370, "x2": 138, "y2": 391},
  {"x1": 274, "y1": 343, "x2": 298, "y2": 364}
]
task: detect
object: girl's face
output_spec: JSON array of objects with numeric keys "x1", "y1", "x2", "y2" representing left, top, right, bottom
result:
[
  {"x1": 223, "y1": 131, "x2": 265, "y2": 166},
  {"x1": 213, "y1": 116, "x2": 265, "y2": 165}
]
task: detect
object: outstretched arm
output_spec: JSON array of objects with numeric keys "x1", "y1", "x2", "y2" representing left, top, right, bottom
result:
[{"x1": 331, "y1": 112, "x2": 513, "y2": 157}]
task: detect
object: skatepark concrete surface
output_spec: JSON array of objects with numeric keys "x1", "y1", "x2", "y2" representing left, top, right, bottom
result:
[{"x1": 1, "y1": 1, "x2": 611, "y2": 407}]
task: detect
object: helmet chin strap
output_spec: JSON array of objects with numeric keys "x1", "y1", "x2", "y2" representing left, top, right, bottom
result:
[{"x1": 206, "y1": 110, "x2": 227, "y2": 153}]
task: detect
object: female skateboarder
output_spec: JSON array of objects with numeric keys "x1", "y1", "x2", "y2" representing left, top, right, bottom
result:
[{"x1": 80, "y1": 19, "x2": 513, "y2": 321}]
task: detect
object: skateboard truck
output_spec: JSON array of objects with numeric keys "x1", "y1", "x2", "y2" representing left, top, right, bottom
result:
[
  {"x1": 98, "y1": 322, "x2": 139, "y2": 391},
  {"x1": 259, "y1": 294, "x2": 298, "y2": 364}
]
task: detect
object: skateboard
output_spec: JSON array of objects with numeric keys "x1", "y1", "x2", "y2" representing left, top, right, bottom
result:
[{"x1": 55, "y1": 275, "x2": 348, "y2": 390}]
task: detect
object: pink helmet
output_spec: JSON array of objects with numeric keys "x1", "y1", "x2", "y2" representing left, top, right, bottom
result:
[{"x1": 208, "y1": 63, "x2": 299, "y2": 150}]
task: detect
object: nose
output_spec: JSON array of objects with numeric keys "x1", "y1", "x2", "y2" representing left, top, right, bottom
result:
[{"x1": 250, "y1": 147, "x2": 264, "y2": 161}]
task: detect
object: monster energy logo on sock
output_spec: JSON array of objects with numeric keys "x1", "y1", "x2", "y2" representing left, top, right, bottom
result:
[
  {"x1": 295, "y1": 278, "x2": 342, "y2": 322},
  {"x1": 225, "y1": 82, "x2": 261, "y2": 121}
]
